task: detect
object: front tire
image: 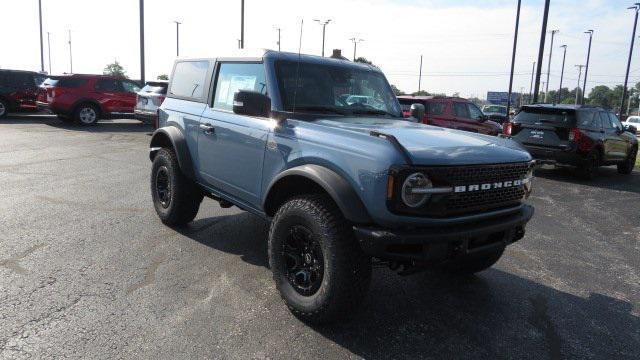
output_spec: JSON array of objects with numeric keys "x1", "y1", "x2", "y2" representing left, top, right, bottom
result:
[
  {"x1": 150, "y1": 148, "x2": 203, "y2": 226},
  {"x1": 74, "y1": 103, "x2": 100, "y2": 125},
  {"x1": 0, "y1": 98, "x2": 8, "y2": 118},
  {"x1": 268, "y1": 195, "x2": 371, "y2": 324},
  {"x1": 617, "y1": 147, "x2": 637, "y2": 175}
]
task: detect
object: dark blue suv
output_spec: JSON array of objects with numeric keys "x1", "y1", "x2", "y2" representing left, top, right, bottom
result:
[{"x1": 149, "y1": 50, "x2": 535, "y2": 323}]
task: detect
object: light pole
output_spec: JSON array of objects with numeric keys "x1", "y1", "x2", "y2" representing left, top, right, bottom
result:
[
  {"x1": 557, "y1": 45, "x2": 567, "y2": 103},
  {"x1": 240, "y1": 0, "x2": 244, "y2": 49},
  {"x1": 544, "y1": 29, "x2": 559, "y2": 102},
  {"x1": 506, "y1": 0, "x2": 522, "y2": 119},
  {"x1": 575, "y1": 65, "x2": 584, "y2": 105},
  {"x1": 533, "y1": 0, "x2": 551, "y2": 103},
  {"x1": 68, "y1": 29, "x2": 73, "y2": 74},
  {"x1": 139, "y1": 0, "x2": 145, "y2": 84},
  {"x1": 349, "y1": 38, "x2": 364, "y2": 61},
  {"x1": 418, "y1": 55, "x2": 423, "y2": 93},
  {"x1": 582, "y1": 30, "x2": 594, "y2": 104},
  {"x1": 47, "y1": 32, "x2": 51, "y2": 74},
  {"x1": 174, "y1": 21, "x2": 181, "y2": 57},
  {"x1": 313, "y1": 19, "x2": 331, "y2": 56},
  {"x1": 529, "y1": 61, "x2": 536, "y2": 104},
  {"x1": 621, "y1": 4, "x2": 640, "y2": 116},
  {"x1": 276, "y1": 27, "x2": 281, "y2": 51},
  {"x1": 38, "y1": 0, "x2": 44, "y2": 72}
]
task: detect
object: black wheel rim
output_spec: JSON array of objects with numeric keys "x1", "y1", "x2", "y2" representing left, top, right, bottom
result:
[
  {"x1": 155, "y1": 166, "x2": 171, "y2": 208},
  {"x1": 282, "y1": 225, "x2": 324, "y2": 296}
]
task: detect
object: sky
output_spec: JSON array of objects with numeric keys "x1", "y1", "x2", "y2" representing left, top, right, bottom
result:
[{"x1": 2, "y1": 0, "x2": 640, "y2": 99}]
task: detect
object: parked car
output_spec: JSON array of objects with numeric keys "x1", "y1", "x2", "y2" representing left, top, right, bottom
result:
[
  {"x1": 135, "y1": 80, "x2": 168, "y2": 128},
  {"x1": 482, "y1": 104, "x2": 508, "y2": 124},
  {"x1": 505, "y1": 104, "x2": 638, "y2": 179},
  {"x1": 36, "y1": 74, "x2": 141, "y2": 125},
  {"x1": 149, "y1": 50, "x2": 535, "y2": 323},
  {"x1": 0, "y1": 69, "x2": 47, "y2": 118},
  {"x1": 622, "y1": 115, "x2": 640, "y2": 134},
  {"x1": 397, "y1": 96, "x2": 502, "y2": 135}
]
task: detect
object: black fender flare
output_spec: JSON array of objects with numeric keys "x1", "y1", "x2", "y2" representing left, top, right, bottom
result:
[
  {"x1": 149, "y1": 126, "x2": 196, "y2": 180},
  {"x1": 265, "y1": 164, "x2": 372, "y2": 224}
]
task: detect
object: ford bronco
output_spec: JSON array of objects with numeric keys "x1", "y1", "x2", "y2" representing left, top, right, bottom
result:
[{"x1": 149, "y1": 50, "x2": 535, "y2": 323}]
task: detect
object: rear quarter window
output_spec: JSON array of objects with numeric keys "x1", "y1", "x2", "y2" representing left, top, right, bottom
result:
[
  {"x1": 57, "y1": 78, "x2": 88, "y2": 88},
  {"x1": 428, "y1": 102, "x2": 445, "y2": 115},
  {"x1": 169, "y1": 61, "x2": 209, "y2": 100}
]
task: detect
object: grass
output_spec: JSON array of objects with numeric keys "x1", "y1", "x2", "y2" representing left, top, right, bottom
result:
[{"x1": 636, "y1": 155, "x2": 640, "y2": 169}]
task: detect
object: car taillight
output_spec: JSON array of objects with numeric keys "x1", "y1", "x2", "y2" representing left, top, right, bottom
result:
[
  {"x1": 569, "y1": 128, "x2": 593, "y2": 151},
  {"x1": 569, "y1": 128, "x2": 582, "y2": 142},
  {"x1": 152, "y1": 96, "x2": 166, "y2": 106},
  {"x1": 503, "y1": 122, "x2": 513, "y2": 136}
]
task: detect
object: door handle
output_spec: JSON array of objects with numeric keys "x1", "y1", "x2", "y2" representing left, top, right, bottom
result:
[{"x1": 199, "y1": 123, "x2": 215, "y2": 134}]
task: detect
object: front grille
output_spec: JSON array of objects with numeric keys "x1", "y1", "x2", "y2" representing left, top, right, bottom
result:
[{"x1": 390, "y1": 162, "x2": 532, "y2": 217}]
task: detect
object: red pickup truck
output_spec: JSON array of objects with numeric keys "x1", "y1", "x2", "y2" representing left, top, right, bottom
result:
[{"x1": 397, "y1": 96, "x2": 502, "y2": 136}]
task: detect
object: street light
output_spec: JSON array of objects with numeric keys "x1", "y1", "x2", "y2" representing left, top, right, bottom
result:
[
  {"x1": 276, "y1": 27, "x2": 281, "y2": 51},
  {"x1": 575, "y1": 65, "x2": 585, "y2": 105},
  {"x1": 38, "y1": 0, "x2": 44, "y2": 72},
  {"x1": 533, "y1": 0, "x2": 551, "y2": 103},
  {"x1": 557, "y1": 45, "x2": 567, "y2": 103},
  {"x1": 349, "y1": 38, "x2": 364, "y2": 61},
  {"x1": 67, "y1": 29, "x2": 73, "y2": 74},
  {"x1": 621, "y1": 4, "x2": 640, "y2": 116},
  {"x1": 240, "y1": 0, "x2": 244, "y2": 49},
  {"x1": 174, "y1": 21, "x2": 181, "y2": 57},
  {"x1": 506, "y1": 0, "x2": 522, "y2": 118},
  {"x1": 529, "y1": 61, "x2": 536, "y2": 104},
  {"x1": 313, "y1": 19, "x2": 331, "y2": 56},
  {"x1": 544, "y1": 29, "x2": 559, "y2": 103},
  {"x1": 582, "y1": 30, "x2": 593, "y2": 104},
  {"x1": 47, "y1": 32, "x2": 52, "y2": 75},
  {"x1": 139, "y1": 0, "x2": 145, "y2": 84}
]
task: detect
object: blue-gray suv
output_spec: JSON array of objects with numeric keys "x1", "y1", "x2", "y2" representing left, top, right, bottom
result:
[{"x1": 149, "y1": 50, "x2": 535, "y2": 323}]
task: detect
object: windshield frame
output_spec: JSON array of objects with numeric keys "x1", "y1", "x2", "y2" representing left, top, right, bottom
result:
[{"x1": 272, "y1": 59, "x2": 403, "y2": 119}]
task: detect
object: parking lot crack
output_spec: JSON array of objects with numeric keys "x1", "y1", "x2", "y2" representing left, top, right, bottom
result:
[
  {"x1": 0, "y1": 244, "x2": 46, "y2": 275},
  {"x1": 126, "y1": 255, "x2": 167, "y2": 294}
]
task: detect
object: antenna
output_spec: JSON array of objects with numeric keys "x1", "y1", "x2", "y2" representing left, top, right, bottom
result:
[{"x1": 292, "y1": 19, "x2": 303, "y2": 114}]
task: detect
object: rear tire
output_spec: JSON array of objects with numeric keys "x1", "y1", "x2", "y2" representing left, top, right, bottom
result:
[
  {"x1": 268, "y1": 194, "x2": 371, "y2": 324},
  {"x1": 617, "y1": 147, "x2": 637, "y2": 175},
  {"x1": 442, "y1": 246, "x2": 505, "y2": 275},
  {"x1": 74, "y1": 103, "x2": 100, "y2": 125},
  {"x1": 577, "y1": 150, "x2": 600, "y2": 180},
  {"x1": 151, "y1": 148, "x2": 203, "y2": 226},
  {"x1": 0, "y1": 98, "x2": 8, "y2": 118}
]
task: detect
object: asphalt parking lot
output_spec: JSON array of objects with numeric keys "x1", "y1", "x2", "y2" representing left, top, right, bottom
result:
[{"x1": 1, "y1": 115, "x2": 638, "y2": 359}]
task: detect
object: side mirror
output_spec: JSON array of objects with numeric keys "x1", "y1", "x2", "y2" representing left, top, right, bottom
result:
[
  {"x1": 409, "y1": 103, "x2": 425, "y2": 123},
  {"x1": 233, "y1": 90, "x2": 271, "y2": 117},
  {"x1": 479, "y1": 114, "x2": 488, "y2": 122},
  {"x1": 623, "y1": 124, "x2": 637, "y2": 134}
]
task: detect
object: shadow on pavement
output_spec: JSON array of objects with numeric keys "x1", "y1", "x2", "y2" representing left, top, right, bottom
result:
[
  {"x1": 535, "y1": 166, "x2": 640, "y2": 195},
  {"x1": 2, "y1": 114, "x2": 153, "y2": 134},
  {"x1": 177, "y1": 212, "x2": 639, "y2": 360}
]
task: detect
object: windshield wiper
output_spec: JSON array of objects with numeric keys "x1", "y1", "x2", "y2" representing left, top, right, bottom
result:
[
  {"x1": 290, "y1": 105, "x2": 350, "y2": 115},
  {"x1": 350, "y1": 108, "x2": 397, "y2": 117}
]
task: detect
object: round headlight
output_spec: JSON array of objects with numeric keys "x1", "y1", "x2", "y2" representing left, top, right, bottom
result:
[{"x1": 401, "y1": 172, "x2": 432, "y2": 208}]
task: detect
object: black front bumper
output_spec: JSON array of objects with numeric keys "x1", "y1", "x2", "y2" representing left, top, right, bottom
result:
[{"x1": 353, "y1": 205, "x2": 534, "y2": 263}]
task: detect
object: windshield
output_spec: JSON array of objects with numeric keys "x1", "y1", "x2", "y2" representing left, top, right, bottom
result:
[
  {"x1": 513, "y1": 108, "x2": 576, "y2": 127},
  {"x1": 483, "y1": 105, "x2": 507, "y2": 115},
  {"x1": 275, "y1": 60, "x2": 402, "y2": 117}
]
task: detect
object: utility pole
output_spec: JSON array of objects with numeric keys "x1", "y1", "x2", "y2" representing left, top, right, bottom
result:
[
  {"x1": 174, "y1": 21, "x2": 181, "y2": 57},
  {"x1": 575, "y1": 65, "x2": 584, "y2": 105},
  {"x1": 349, "y1": 38, "x2": 363, "y2": 61},
  {"x1": 533, "y1": 0, "x2": 551, "y2": 103},
  {"x1": 139, "y1": 0, "x2": 145, "y2": 84},
  {"x1": 38, "y1": 0, "x2": 44, "y2": 72},
  {"x1": 529, "y1": 61, "x2": 536, "y2": 104},
  {"x1": 276, "y1": 27, "x2": 281, "y2": 51},
  {"x1": 240, "y1": 0, "x2": 244, "y2": 49},
  {"x1": 313, "y1": 19, "x2": 331, "y2": 56},
  {"x1": 506, "y1": 0, "x2": 522, "y2": 118},
  {"x1": 47, "y1": 32, "x2": 51, "y2": 74},
  {"x1": 544, "y1": 29, "x2": 558, "y2": 102},
  {"x1": 582, "y1": 30, "x2": 594, "y2": 104},
  {"x1": 418, "y1": 55, "x2": 423, "y2": 93},
  {"x1": 68, "y1": 30, "x2": 73, "y2": 74},
  {"x1": 541, "y1": 81, "x2": 546, "y2": 100},
  {"x1": 557, "y1": 45, "x2": 567, "y2": 103},
  {"x1": 621, "y1": 4, "x2": 640, "y2": 116}
]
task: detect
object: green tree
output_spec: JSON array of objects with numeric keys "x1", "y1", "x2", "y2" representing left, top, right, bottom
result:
[
  {"x1": 390, "y1": 84, "x2": 405, "y2": 96},
  {"x1": 355, "y1": 57, "x2": 373, "y2": 66},
  {"x1": 157, "y1": 74, "x2": 169, "y2": 80},
  {"x1": 103, "y1": 60, "x2": 127, "y2": 78},
  {"x1": 411, "y1": 90, "x2": 431, "y2": 96}
]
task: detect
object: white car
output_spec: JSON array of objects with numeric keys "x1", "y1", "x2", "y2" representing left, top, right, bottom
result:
[{"x1": 623, "y1": 115, "x2": 640, "y2": 135}]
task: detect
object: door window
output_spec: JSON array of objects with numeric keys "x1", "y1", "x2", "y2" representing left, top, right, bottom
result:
[
  {"x1": 608, "y1": 113, "x2": 623, "y2": 131},
  {"x1": 428, "y1": 102, "x2": 445, "y2": 115},
  {"x1": 600, "y1": 112, "x2": 613, "y2": 129},
  {"x1": 213, "y1": 63, "x2": 266, "y2": 111},
  {"x1": 94, "y1": 79, "x2": 121, "y2": 92},
  {"x1": 453, "y1": 103, "x2": 469, "y2": 118},
  {"x1": 121, "y1": 81, "x2": 141, "y2": 93},
  {"x1": 169, "y1": 60, "x2": 209, "y2": 99},
  {"x1": 467, "y1": 103, "x2": 484, "y2": 121}
]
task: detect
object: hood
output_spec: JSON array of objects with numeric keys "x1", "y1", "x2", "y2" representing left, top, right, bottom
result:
[{"x1": 313, "y1": 117, "x2": 531, "y2": 166}]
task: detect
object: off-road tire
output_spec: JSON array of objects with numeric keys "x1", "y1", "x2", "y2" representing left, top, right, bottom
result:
[
  {"x1": 151, "y1": 148, "x2": 203, "y2": 226},
  {"x1": 442, "y1": 246, "x2": 505, "y2": 275},
  {"x1": 268, "y1": 194, "x2": 372, "y2": 324},
  {"x1": 578, "y1": 150, "x2": 600, "y2": 180},
  {"x1": 0, "y1": 98, "x2": 8, "y2": 118},
  {"x1": 617, "y1": 146, "x2": 637, "y2": 175},
  {"x1": 74, "y1": 103, "x2": 100, "y2": 125}
]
